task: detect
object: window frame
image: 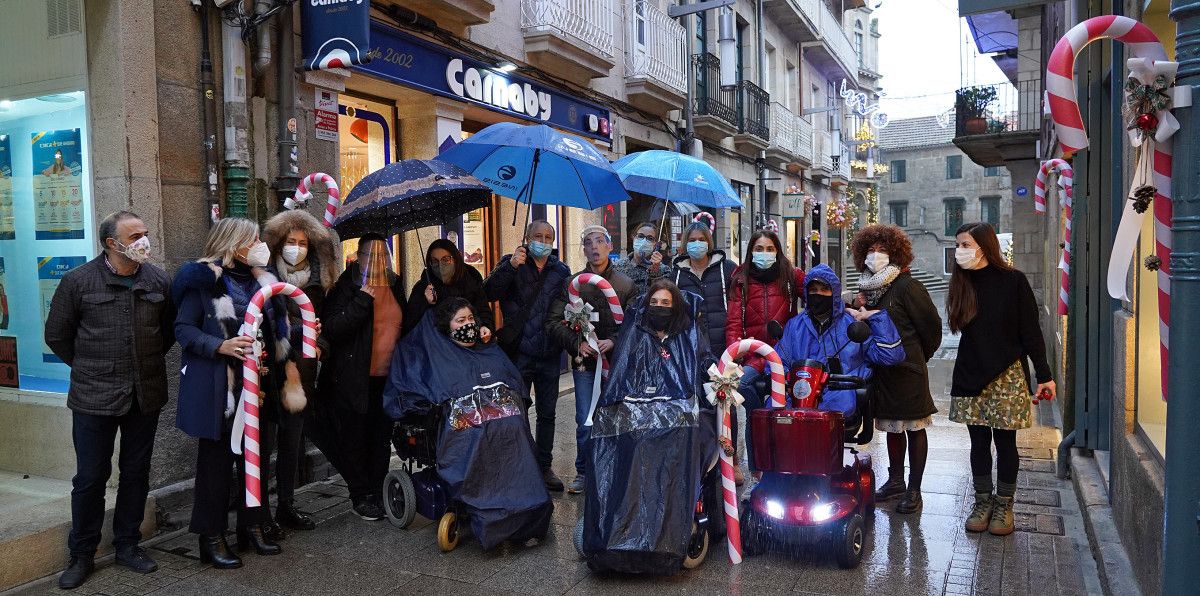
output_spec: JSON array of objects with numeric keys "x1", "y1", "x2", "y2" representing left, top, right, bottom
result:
[
  {"x1": 889, "y1": 159, "x2": 906, "y2": 183},
  {"x1": 945, "y1": 154, "x2": 963, "y2": 180},
  {"x1": 888, "y1": 201, "x2": 908, "y2": 228},
  {"x1": 980, "y1": 195, "x2": 1001, "y2": 232},
  {"x1": 943, "y1": 197, "x2": 966, "y2": 236}
]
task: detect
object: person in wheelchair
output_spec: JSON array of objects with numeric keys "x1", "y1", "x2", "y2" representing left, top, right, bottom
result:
[
  {"x1": 770, "y1": 264, "x2": 906, "y2": 425},
  {"x1": 382, "y1": 298, "x2": 552, "y2": 550},
  {"x1": 578, "y1": 280, "x2": 721, "y2": 574}
]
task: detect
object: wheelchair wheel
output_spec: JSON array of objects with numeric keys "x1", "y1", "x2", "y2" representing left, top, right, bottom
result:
[
  {"x1": 682, "y1": 522, "x2": 709, "y2": 569},
  {"x1": 572, "y1": 517, "x2": 585, "y2": 558},
  {"x1": 437, "y1": 512, "x2": 461, "y2": 552},
  {"x1": 382, "y1": 469, "x2": 416, "y2": 529}
]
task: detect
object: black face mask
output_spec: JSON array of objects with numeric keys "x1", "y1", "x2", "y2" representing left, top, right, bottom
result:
[
  {"x1": 451, "y1": 322, "x2": 479, "y2": 344},
  {"x1": 645, "y1": 305, "x2": 673, "y2": 332},
  {"x1": 807, "y1": 293, "x2": 833, "y2": 323}
]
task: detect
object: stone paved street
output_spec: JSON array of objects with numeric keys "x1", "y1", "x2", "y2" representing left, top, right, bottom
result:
[{"x1": 7, "y1": 295, "x2": 1103, "y2": 595}]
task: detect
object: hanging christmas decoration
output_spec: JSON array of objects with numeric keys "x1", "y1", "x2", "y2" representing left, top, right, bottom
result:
[
  {"x1": 825, "y1": 195, "x2": 857, "y2": 230},
  {"x1": 865, "y1": 187, "x2": 879, "y2": 225},
  {"x1": 1046, "y1": 14, "x2": 1192, "y2": 401},
  {"x1": 1033, "y1": 158, "x2": 1073, "y2": 315}
]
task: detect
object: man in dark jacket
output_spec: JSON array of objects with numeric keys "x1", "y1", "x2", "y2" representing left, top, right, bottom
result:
[
  {"x1": 320, "y1": 234, "x2": 407, "y2": 521},
  {"x1": 546, "y1": 225, "x2": 635, "y2": 494},
  {"x1": 483, "y1": 220, "x2": 572, "y2": 491},
  {"x1": 44, "y1": 211, "x2": 174, "y2": 589}
]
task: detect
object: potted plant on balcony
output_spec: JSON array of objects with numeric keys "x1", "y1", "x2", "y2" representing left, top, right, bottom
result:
[{"x1": 956, "y1": 85, "x2": 997, "y2": 135}]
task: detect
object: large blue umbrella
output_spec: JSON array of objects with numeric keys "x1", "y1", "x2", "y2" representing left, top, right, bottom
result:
[
  {"x1": 611, "y1": 150, "x2": 741, "y2": 209},
  {"x1": 437, "y1": 123, "x2": 631, "y2": 221},
  {"x1": 333, "y1": 159, "x2": 490, "y2": 240}
]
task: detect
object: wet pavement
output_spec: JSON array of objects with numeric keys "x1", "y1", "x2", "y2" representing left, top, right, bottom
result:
[{"x1": 8, "y1": 293, "x2": 1103, "y2": 595}]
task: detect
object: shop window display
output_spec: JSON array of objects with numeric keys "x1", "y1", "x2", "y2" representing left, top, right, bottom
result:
[
  {"x1": 1135, "y1": 212, "x2": 1165, "y2": 458},
  {"x1": 0, "y1": 91, "x2": 93, "y2": 394}
]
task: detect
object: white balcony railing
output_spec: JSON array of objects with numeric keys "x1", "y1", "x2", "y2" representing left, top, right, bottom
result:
[
  {"x1": 796, "y1": 115, "x2": 814, "y2": 163},
  {"x1": 624, "y1": 0, "x2": 686, "y2": 94},
  {"x1": 814, "y1": 130, "x2": 833, "y2": 171},
  {"x1": 837, "y1": 143, "x2": 852, "y2": 179},
  {"x1": 770, "y1": 102, "x2": 814, "y2": 164},
  {"x1": 522, "y1": 0, "x2": 615, "y2": 60},
  {"x1": 816, "y1": 1, "x2": 857, "y2": 81}
]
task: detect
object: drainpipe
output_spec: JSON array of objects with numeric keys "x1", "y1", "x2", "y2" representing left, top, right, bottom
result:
[
  {"x1": 196, "y1": 0, "x2": 220, "y2": 220},
  {"x1": 221, "y1": 8, "x2": 251, "y2": 218},
  {"x1": 1164, "y1": 2, "x2": 1200, "y2": 593},
  {"x1": 252, "y1": 0, "x2": 272, "y2": 76},
  {"x1": 275, "y1": 1, "x2": 300, "y2": 208},
  {"x1": 754, "y1": 0, "x2": 765, "y2": 226}
]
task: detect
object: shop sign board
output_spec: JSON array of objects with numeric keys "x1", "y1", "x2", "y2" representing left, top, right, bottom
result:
[
  {"x1": 315, "y1": 89, "x2": 339, "y2": 141},
  {"x1": 301, "y1": 0, "x2": 372, "y2": 71},
  {"x1": 357, "y1": 21, "x2": 612, "y2": 142}
]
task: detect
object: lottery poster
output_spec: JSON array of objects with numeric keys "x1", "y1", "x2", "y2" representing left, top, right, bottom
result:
[
  {"x1": 0, "y1": 135, "x2": 12, "y2": 240},
  {"x1": 31, "y1": 129, "x2": 84, "y2": 240},
  {"x1": 38, "y1": 255, "x2": 85, "y2": 362}
]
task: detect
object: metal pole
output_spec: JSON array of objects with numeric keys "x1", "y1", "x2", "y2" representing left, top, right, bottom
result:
[
  {"x1": 276, "y1": 2, "x2": 300, "y2": 208},
  {"x1": 1165, "y1": 3, "x2": 1200, "y2": 593},
  {"x1": 683, "y1": 15, "x2": 695, "y2": 155},
  {"x1": 197, "y1": 0, "x2": 220, "y2": 220}
]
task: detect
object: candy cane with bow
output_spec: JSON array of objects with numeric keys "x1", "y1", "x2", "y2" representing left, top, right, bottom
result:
[
  {"x1": 285, "y1": 173, "x2": 342, "y2": 228},
  {"x1": 1046, "y1": 15, "x2": 1191, "y2": 400},
  {"x1": 693, "y1": 211, "x2": 716, "y2": 233},
  {"x1": 704, "y1": 339, "x2": 786, "y2": 564},
  {"x1": 566, "y1": 273, "x2": 624, "y2": 426},
  {"x1": 230, "y1": 282, "x2": 318, "y2": 507},
  {"x1": 1034, "y1": 159, "x2": 1074, "y2": 316}
]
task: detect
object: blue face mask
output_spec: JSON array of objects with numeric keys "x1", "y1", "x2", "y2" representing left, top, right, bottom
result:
[
  {"x1": 751, "y1": 251, "x2": 777, "y2": 270},
  {"x1": 686, "y1": 240, "x2": 709, "y2": 259},
  {"x1": 632, "y1": 237, "x2": 652, "y2": 256},
  {"x1": 527, "y1": 240, "x2": 552, "y2": 259}
]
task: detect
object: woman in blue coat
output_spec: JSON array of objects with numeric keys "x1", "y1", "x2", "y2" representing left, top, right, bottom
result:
[{"x1": 172, "y1": 218, "x2": 296, "y2": 569}]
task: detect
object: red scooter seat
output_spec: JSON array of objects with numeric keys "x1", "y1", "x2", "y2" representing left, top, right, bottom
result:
[{"x1": 749, "y1": 408, "x2": 844, "y2": 476}]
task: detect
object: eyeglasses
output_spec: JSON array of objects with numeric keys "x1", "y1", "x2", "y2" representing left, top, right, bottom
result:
[
  {"x1": 429, "y1": 256, "x2": 455, "y2": 266},
  {"x1": 635, "y1": 233, "x2": 655, "y2": 241}
]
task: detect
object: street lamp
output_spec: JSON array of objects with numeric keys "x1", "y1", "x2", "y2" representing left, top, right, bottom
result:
[{"x1": 718, "y1": 8, "x2": 737, "y2": 91}]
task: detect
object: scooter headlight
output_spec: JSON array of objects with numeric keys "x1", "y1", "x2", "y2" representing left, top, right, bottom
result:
[
  {"x1": 811, "y1": 502, "x2": 835, "y2": 522},
  {"x1": 766, "y1": 500, "x2": 785, "y2": 519}
]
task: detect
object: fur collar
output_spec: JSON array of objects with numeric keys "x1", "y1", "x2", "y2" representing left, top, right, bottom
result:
[{"x1": 263, "y1": 209, "x2": 341, "y2": 292}]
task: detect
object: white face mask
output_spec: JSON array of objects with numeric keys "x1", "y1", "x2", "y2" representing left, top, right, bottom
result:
[
  {"x1": 282, "y1": 245, "x2": 307, "y2": 266},
  {"x1": 865, "y1": 251, "x2": 889, "y2": 273},
  {"x1": 117, "y1": 236, "x2": 151, "y2": 263},
  {"x1": 955, "y1": 247, "x2": 982, "y2": 270},
  {"x1": 243, "y1": 241, "x2": 271, "y2": 268}
]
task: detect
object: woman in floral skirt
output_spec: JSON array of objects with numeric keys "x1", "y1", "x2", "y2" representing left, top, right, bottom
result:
[{"x1": 947, "y1": 222, "x2": 1055, "y2": 535}]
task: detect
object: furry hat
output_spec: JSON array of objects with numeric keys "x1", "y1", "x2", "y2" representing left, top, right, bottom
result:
[{"x1": 263, "y1": 209, "x2": 342, "y2": 293}]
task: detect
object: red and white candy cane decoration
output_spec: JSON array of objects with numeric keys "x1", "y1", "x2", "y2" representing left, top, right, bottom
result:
[
  {"x1": 1034, "y1": 159, "x2": 1074, "y2": 315},
  {"x1": 568, "y1": 273, "x2": 624, "y2": 426},
  {"x1": 1046, "y1": 15, "x2": 1190, "y2": 400},
  {"x1": 711, "y1": 339, "x2": 786, "y2": 565},
  {"x1": 285, "y1": 173, "x2": 342, "y2": 228},
  {"x1": 231, "y1": 282, "x2": 318, "y2": 508},
  {"x1": 693, "y1": 211, "x2": 716, "y2": 233}
]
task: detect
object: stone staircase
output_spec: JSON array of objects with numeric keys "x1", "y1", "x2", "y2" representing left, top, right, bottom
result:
[{"x1": 844, "y1": 267, "x2": 948, "y2": 294}]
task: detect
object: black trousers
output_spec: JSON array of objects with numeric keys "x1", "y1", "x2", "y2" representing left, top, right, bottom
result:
[
  {"x1": 68, "y1": 399, "x2": 159, "y2": 558},
  {"x1": 189, "y1": 421, "x2": 269, "y2": 536},
  {"x1": 335, "y1": 376, "x2": 392, "y2": 501},
  {"x1": 264, "y1": 408, "x2": 305, "y2": 504}
]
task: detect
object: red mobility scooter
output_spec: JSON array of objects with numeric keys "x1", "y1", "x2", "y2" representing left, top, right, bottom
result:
[{"x1": 740, "y1": 321, "x2": 876, "y2": 568}]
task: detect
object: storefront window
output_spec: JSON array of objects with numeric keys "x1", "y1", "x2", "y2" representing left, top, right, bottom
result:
[
  {"x1": 338, "y1": 95, "x2": 397, "y2": 267},
  {"x1": 0, "y1": 91, "x2": 93, "y2": 394},
  {"x1": 1135, "y1": 213, "x2": 1165, "y2": 458}
]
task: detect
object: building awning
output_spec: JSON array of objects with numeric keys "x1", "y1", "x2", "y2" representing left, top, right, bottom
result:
[{"x1": 966, "y1": 11, "x2": 1018, "y2": 54}]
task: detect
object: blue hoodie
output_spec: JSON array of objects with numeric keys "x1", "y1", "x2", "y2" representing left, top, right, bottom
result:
[{"x1": 774, "y1": 264, "x2": 905, "y2": 416}]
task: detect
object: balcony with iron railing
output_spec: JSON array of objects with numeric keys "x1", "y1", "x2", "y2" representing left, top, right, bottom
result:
[
  {"x1": 764, "y1": 0, "x2": 858, "y2": 84},
  {"x1": 952, "y1": 79, "x2": 1042, "y2": 167},
  {"x1": 623, "y1": 0, "x2": 687, "y2": 113},
  {"x1": 691, "y1": 53, "x2": 740, "y2": 142},
  {"x1": 734, "y1": 80, "x2": 771, "y2": 152},
  {"x1": 522, "y1": 0, "x2": 616, "y2": 84}
]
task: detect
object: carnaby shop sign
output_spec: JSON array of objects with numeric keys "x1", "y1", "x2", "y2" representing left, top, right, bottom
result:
[
  {"x1": 355, "y1": 21, "x2": 612, "y2": 141},
  {"x1": 301, "y1": 0, "x2": 371, "y2": 71}
]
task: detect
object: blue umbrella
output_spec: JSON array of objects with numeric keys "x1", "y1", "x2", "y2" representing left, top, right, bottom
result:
[
  {"x1": 333, "y1": 159, "x2": 491, "y2": 240},
  {"x1": 611, "y1": 150, "x2": 741, "y2": 209},
  {"x1": 437, "y1": 123, "x2": 631, "y2": 223}
]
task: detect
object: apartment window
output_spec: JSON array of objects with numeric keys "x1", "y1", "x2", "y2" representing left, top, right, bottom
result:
[
  {"x1": 854, "y1": 32, "x2": 864, "y2": 68},
  {"x1": 634, "y1": 0, "x2": 646, "y2": 46},
  {"x1": 826, "y1": 81, "x2": 837, "y2": 130},
  {"x1": 946, "y1": 154, "x2": 963, "y2": 180},
  {"x1": 890, "y1": 160, "x2": 906, "y2": 183},
  {"x1": 889, "y1": 202, "x2": 908, "y2": 227},
  {"x1": 694, "y1": 11, "x2": 707, "y2": 53},
  {"x1": 984, "y1": 165, "x2": 1002, "y2": 177},
  {"x1": 944, "y1": 197, "x2": 966, "y2": 236},
  {"x1": 981, "y1": 196, "x2": 1001, "y2": 232}
]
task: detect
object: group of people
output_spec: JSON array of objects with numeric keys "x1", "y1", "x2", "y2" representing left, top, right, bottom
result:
[{"x1": 46, "y1": 207, "x2": 1054, "y2": 589}]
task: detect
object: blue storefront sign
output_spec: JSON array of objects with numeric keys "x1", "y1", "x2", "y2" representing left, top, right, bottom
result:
[
  {"x1": 357, "y1": 21, "x2": 612, "y2": 142},
  {"x1": 301, "y1": 0, "x2": 372, "y2": 71}
]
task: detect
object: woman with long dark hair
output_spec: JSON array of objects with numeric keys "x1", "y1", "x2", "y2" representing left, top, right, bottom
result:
[
  {"x1": 404, "y1": 239, "x2": 495, "y2": 337},
  {"x1": 947, "y1": 222, "x2": 1055, "y2": 536},
  {"x1": 849, "y1": 224, "x2": 942, "y2": 515},
  {"x1": 725, "y1": 229, "x2": 804, "y2": 478}
]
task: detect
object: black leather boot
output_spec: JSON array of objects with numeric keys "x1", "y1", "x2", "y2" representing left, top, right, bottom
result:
[
  {"x1": 277, "y1": 501, "x2": 316, "y2": 531},
  {"x1": 58, "y1": 556, "x2": 94, "y2": 589},
  {"x1": 236, "y1": 524, "x2": 282, "y2": 556},
  {"x1": 261, "y1": 518, "x2": 286, "y2": 542},
  {"x1": 198, "y1": 535, "x2": 242, "y2": 569}
]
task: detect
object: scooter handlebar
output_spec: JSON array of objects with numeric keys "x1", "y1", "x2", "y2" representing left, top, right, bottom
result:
[{"x1": 825, "y1": 375, "x2": 865, "y2": 391}]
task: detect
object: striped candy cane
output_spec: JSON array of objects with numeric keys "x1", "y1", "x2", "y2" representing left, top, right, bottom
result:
[
  {"x1": 693, "y1": 211, "x2": 716, "y2": 233},
  {"x1": 285, "y1": 173, "x2": 342, "y2": 228},
  {"x1": 713, "y1": 339, "x2": 786, "y2": 565},
  {"x1": 569, "y1": 273, "x2": 625, "y2": 427},
  {"x1": 1034, "y1": 159, "x2": 1074, "y2": 315},
  {"x1": 1046, "y1": 15, "x2": 1189, "y2": 400},
  {"x1": 231, "y1": 282, "x2": 318, "y2": 508}
]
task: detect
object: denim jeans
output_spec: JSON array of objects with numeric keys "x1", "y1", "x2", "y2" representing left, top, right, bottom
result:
[
  {"x1": 738, "y1": 366, "x2": 767, "y2": 471},
  {"x1": 573, "y1": 369, "x2": 601, "y2": 476},
  {"x1": 69, "y1": 400, "x2": 160, "y2": 558},
  {"x1": 516, "y1": 353, "x2": 564, "y2": 470}
]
